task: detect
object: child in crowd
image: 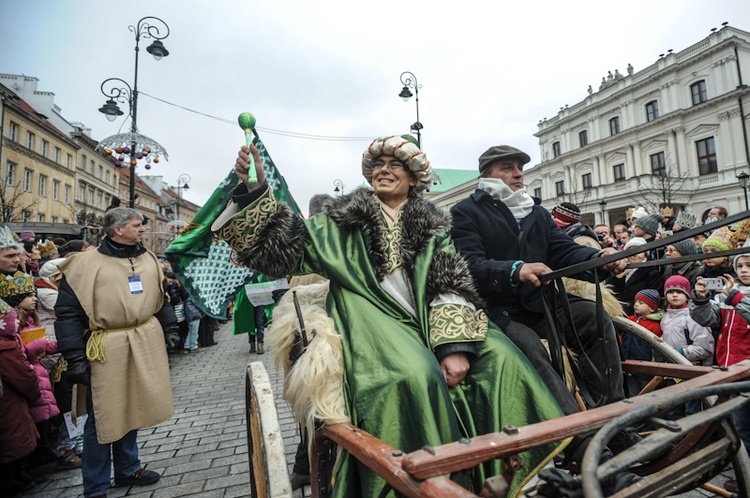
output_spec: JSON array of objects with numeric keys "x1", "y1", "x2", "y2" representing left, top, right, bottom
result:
[
  {"x1": 690, "y1": 247, "x2": 750, "y2": 460},
  {"x1": 661, "y1": 275, "x2": 714, "y2": 366},
  {"x1": 661, "y1": 275, "x2": 714, "y2": 418},
  {"x1": 695, "y1": 227, "x2": 736, "y2": 297},
  {"x1": 622, "y1": 289, "x2": 664, "y2": 396},
  {"x1": 0, "y1": 302, "x2": 41, "y2": 495},
  {"x1": 0, "y1": 271, "x2": 63, "y2": 468}
]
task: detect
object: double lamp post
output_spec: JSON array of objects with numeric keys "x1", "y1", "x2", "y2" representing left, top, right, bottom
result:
[{"x1": 97, "y1": 16, "x2": 171, "y2": 208}]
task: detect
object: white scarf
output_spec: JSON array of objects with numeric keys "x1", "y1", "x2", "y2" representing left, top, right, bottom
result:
[{"x1": 478, "y1": 177, "x2": 535, "y2": 220}]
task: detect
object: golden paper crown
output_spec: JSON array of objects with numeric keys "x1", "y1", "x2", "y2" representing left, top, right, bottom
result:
[
  {"x1": 731, "y1": 218, "x2": 750, "y2": 248},
  {"x1": 0, "y1": 271, "x2": 35, "y2": 299},
  {"x1": 37, "y1": 240, "x2": 57, "y2": 258},
  {"x1": 626, "y1": 207, "x2": 635, "y2": 220},
  {"x1": 660, "y1": 206, "x2": 675, "y2": 217},
  {"x1": 0, "y1": 299, "x2": 11, "y2": 317}
]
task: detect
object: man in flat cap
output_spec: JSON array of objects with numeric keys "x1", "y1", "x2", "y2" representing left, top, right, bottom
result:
[{"x1": 450, "y1": 145, "x2": 639, "y2": 461}]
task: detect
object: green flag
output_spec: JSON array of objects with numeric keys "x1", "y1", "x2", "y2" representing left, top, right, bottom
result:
[{"x1": 166, "y1": 132, "x2": 301, "y2": 319}]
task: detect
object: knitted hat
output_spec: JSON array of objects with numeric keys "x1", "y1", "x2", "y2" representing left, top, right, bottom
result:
[
  {"x1": 39, "y1": 258, "x2": 65, "y2": 280},
  {"x1": 631, "y1": 207, "x2": 649, "y2": 221},
  {"x1": 664, "y1": 275, "x2": 691, "y2": 297},
  {"x1": 19, "y1": 230, "x2": 35, "y2": 242},
  {"x1": 702, "y1": 226, "x2": 733, "y2": 252},
  {"x1": 635, "y1": 214, "x2": 664, "y2": 237},
  {"x1": 477, "y1": 145, "x2": 531, "y2": 174},
  {"x1": 0, "y1": 271, "x2": 35, "y2": 307},
  {"x1": 634, "y1": 289, "x2": 661, "y2": 311},
  {"x1": 552, "y1": 202, "x2": 581, "y2": 227},
  {"x1": 361, "y1": 136, "x2": 433, "y2": 194},
  {"x1": 624, "y1": 236, "x2": 647, "y2": 250},
  {"x1": 671, "y1": 238, "x2": 697, "y2": 257},
  {"x1": 37, "y1": 240, "x2": 58, "y2": 259}
]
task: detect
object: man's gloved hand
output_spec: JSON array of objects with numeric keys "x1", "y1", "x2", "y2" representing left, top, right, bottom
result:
[
  {"x1": 65, "y1": 356, "x2": 90, "y2": 386},
  {"x1": 165, "y1": 331, "x2": 180, "y2": 351}
]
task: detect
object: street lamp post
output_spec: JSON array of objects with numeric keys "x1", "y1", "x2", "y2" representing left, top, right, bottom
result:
[
  {"x1": 98, "y1": 16, "x2": 171, "y2": 208},
  {"x1": 333, "y1": 179, "x2": 344, "y2": 196},
  {"x1": 398, "y1": 71, "x2": 423, "y2": 148},
  {"x1": 175, "y1": 174, "x2": 191, "y2": 220},
  {"x1": 599, "y1": 199, "x2": 608, "y2": 223},
  {"x1": 738, "y1": 172, "x2": 750, "y2": 210}
]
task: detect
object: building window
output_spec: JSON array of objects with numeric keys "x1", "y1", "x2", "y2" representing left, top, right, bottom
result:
[
  {"x1": 98, "y1": 165, "x2": 103, "y2": 179},
  {"x1": 582, "y1": 173, "x2": 593, "y2": 189},
  {"x1": 691, "y1": 80, "x2": 708, "y2": 105},
  {"x1": 696, "y1": 137, "x2": 717, "y2": 175},
  {"x1": 37, "y1": 214, "x2": 45, "y2": 222},
  {"x1": 88, "y1": 189, "x2": 94, "y2": 205},
  {"x1": 23, "y1": 169, "x2": 32, "y2": 192},
  {"x1": 533, "y1": 187, "x2": 542, "y2": 199},
  {"x1": 66, "y1": 154, "x2": 72, "y2": 168},
  {"x1": 555, "y1": 180, "x2": 565, "y2": 196},
  {"x1": 645, "y1": 100, "x2": 659, "y2": 122},
  {"x1": 90, "y1": 160, "x2": 95, "y2": 175},
  {"x1": 51, "y1": 216, "x2": 58, "y2": 223},
  {"x1": 613, "y1": 163, "x2": 626, "y2": 182},
  {"x1": 97, "y1": 192, "x2": 103, "y2": 208},
  {"x1": 579, "y1": 130, "x2": 588, "y2": 147},
  {"x1": 552, "y1": 141, "x2": 561, "y2": 158},
  {"x1": 55, "y1": 147, "x2": 61, "y2": 163},
  {"x1": 21, "y1": 210, "x2": 30, "y2": 222},
  {"x1": 78, "y1": 184, "x2": 85, "y2": 201},
  {"x1": 38, "y1": 175, "x2": 47, "y2": 197},
  {"x1": 9, "y1": 122, "x2": 18, "y2": 141},
  {"x1": 42, "y1": 140, "x2": 49, "y2": 157},
  {"x1": 52, "y1": 180, "x2": 59, "y2": 200},
  {"x1": 609, "y1": 117, "x2": 620, "y2": 136},
  {"x1": 6, "y1": 162, "x2": 15, "y2": 186},
  {"x1": 26, "y1": 132, "x2": 35, "y2": 150},
  {"x1": 62, "y1": 218, "x2": 68, "y2": 224},
  {"x1": 80, "y1": 154, "x2": 86, "y2": 170},
  {"x1": 650, "y1": 152, "x2": 666, "y2": 176},
  {"x1": 64, "y1": 185, "x2": 71, "y2": 204},
  {"x1": 106, "y1": 170, "x2": 111, "y2": 183}
]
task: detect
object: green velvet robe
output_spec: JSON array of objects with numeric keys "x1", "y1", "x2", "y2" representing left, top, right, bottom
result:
[{"x1": 214, "y1": 186, "x2": 565, "y2": 497}]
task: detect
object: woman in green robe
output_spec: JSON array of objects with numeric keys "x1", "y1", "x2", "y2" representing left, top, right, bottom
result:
[{"x1": 213, "y1": 136, "x2": 566, "y2": 497}]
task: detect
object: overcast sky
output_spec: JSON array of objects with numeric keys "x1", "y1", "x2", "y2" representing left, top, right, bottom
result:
[{"x1": 2, "y1": 0, "x2": 750, "y2": 211}]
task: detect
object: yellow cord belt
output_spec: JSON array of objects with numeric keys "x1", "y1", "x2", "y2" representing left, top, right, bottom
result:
[{"x1": 86, "y1": 316, "x2": 154, "y2": 363}]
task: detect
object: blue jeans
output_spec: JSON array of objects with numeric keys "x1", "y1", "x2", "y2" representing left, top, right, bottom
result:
[
  {"x1": 253, "y1": 305, "x2": 266, "y2": 342},
  {"x1": 82, "y1": 387, "x2": 141, "y2": 497},
  {"x1": 185, "y1": 319, "x2": 200, "y2": 350}
]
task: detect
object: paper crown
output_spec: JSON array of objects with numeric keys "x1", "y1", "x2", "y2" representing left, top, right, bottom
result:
[
  {"x1": 0, "y1": 299, "x2": 11, "y2": 317},
  {"x1": 731, "y1": 218, "x2": 750, "y2": 248},
  {"x1": 0, "y1": 226, "x2": 17, "y2": 250},
  {"x1": 0, "y1": 271, "x2": 35, "y2": 300},
  {"x1": 626, "y1": 207, "x2": 634, "y2": 220},
  {"x1": 37, "y1": 240, "x2": 57, "y2": 258},
  {"x1": 674, "y1": 211, "x2": 697, "y2": 230},
  {"x1": 703, "y1": 226, "x2": 735, "y2": 252},
  {"x1": 660, "y1": 206, "x2": 675, "y2": 217}
]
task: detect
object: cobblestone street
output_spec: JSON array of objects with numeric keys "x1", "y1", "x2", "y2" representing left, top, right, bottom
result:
[{"x1": 18, "y1": 320, "x2": 735, "y2": 497}]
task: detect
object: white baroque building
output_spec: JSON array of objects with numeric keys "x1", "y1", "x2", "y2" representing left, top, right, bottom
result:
[{"x1": 432, "y1": 24, "x2": 750, "y2": 227}]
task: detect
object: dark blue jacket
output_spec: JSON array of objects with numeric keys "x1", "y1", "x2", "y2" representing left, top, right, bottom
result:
[{"x1": 450, "y1": 189, "x2": 600, "y2": 327}]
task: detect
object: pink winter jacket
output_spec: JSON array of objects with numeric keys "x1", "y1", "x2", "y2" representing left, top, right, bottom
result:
[{"x1": 23, "y1": 337, "x2": 60, "y2": 422}]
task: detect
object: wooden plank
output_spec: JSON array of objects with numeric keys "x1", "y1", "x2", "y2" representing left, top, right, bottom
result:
[
  {"x1": 319, "y1": 423, "x2": 478, "y2": 498},
  {"x1": 401, "y1": 361, "x2": 750, "y2": 480},
  {"x1": 621, "y1": 360, "x2": 714, "y2": 379}
]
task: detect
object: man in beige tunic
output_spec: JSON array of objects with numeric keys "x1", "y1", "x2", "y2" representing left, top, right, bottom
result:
[{"x1": 55, "y1": 208, "x2": 175, "y2": 498}]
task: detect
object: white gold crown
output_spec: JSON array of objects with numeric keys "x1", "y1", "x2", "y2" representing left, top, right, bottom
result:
[{"x1": 0, "y1": 226, "x2": 16, "y2": 250}]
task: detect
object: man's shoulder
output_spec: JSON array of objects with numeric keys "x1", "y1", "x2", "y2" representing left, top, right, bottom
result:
[{"x1": 451, "y1": 189, "x2": 490, "y2": 212}]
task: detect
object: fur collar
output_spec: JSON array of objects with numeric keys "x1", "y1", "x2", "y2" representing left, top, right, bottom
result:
[{"x1": 325, "y1": 188, "x2": 451, "y2": 280}]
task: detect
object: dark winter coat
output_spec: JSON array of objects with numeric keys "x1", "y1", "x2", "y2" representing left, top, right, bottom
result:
[
  {"x1": 450, "y1": 189, "x2": 600, "y2": 328},
  {"x1": 0, "y1": 335, "x2": 40, "y2": 464}
]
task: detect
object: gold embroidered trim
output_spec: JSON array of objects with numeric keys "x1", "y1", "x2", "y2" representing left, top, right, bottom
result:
[
  {"x1": 383, "y1": 215, "x2": 404, "y2": 274},
  {"x1": 216, "y1": 188, "x2": 277, "y2": 254},
  {"x1": 428, "y1": 303, "x2": 488, "y2": 349}
]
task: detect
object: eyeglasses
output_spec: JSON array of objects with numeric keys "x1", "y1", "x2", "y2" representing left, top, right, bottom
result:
[{"x1": 371, "y1": 160, "x2": 406, "y2": 172}]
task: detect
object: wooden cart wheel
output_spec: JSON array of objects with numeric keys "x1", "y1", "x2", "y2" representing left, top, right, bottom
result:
[{"x1": 245, "y1": 361, "x2": 293, "y2": 498}]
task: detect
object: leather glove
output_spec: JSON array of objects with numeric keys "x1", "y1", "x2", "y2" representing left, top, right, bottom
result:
[
  {"x1": 165, "y1": 331, "x2": 180, "y2": 351},
  {"x1": 65, "y1": 356, "x2": 91, "y2": 386}
]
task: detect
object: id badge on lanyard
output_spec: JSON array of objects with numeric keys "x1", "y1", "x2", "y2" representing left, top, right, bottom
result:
[{"x1": 128, "y1": 275, "x2": 143, "y2": 294}]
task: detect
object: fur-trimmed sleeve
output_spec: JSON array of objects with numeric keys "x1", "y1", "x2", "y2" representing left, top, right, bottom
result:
[
  {"x1": 426, "y1": 239, "x2": 488, "y2": 352},
  {"x1": 212, "y1": 186, "x2": 307, "y2": 279}
]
